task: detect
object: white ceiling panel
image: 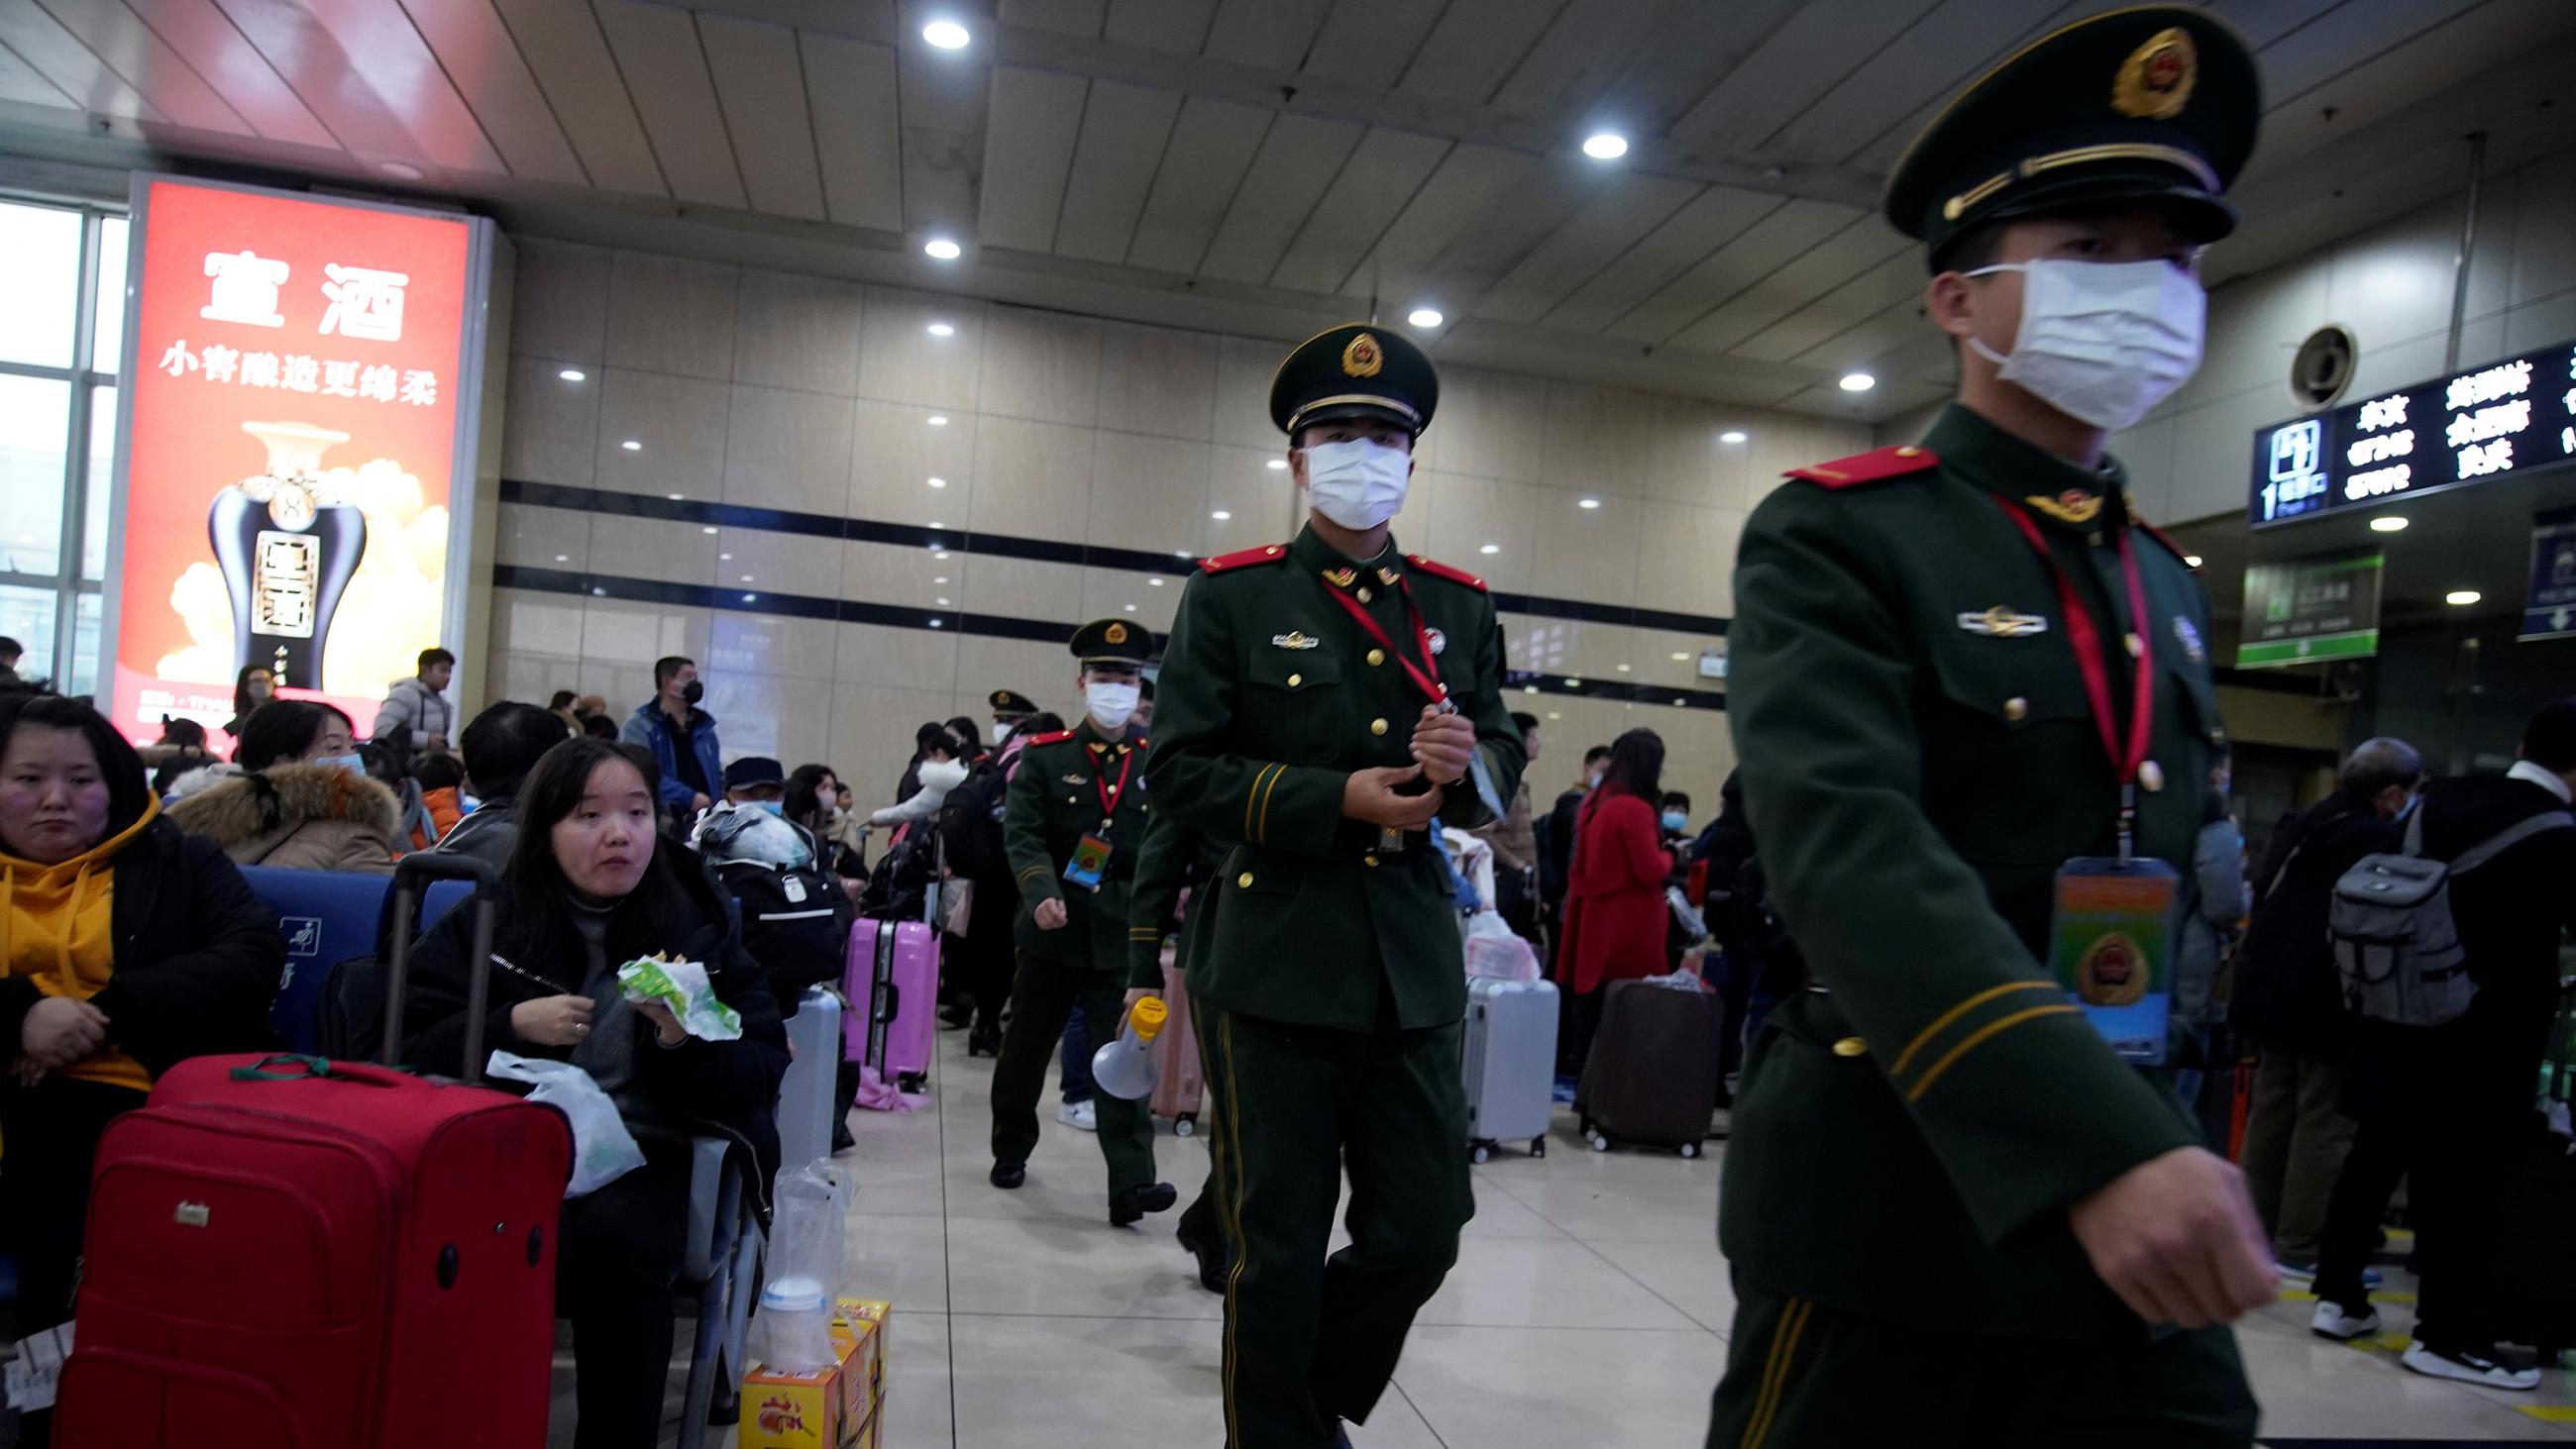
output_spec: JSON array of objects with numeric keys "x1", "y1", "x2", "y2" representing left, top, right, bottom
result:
[
  {"x1": 1396, "y1": 0, "x2": 1559, "y2": 104},
  {"x1": 1299, "y1": 0, "x2": 1443, "y2": 91},
  {"x1": 1195, "y1": 110, "x2": 1361, "y2": 283},
  {"x1": 35, "y1": 0, "x2": 251, "y2": 135},
  {"x1": 0, "y1": 0, "x2": 158, "y2": 119},
  {"x1": 1539, "y1": 184, "x2": 1777, "y2": 334},
  {"x1": 212, "y1": 0, "x2": 431, "y2": 159},
  {"x1": 1483, "y1": 0, "x2": 1667, "y2": 117},
  {"x1": 395, "y1": 0, "x2": 585, "y2": 182},
  {"x1": 1754, "y1": 0, "x2": 2064, "y2": 166},
  {"x1": 294, "y1": 0, "x2": 505, "y2": 172},
  {"x1": 594, "y1": 0, "x2": 743, "y2": 207},
  {"x1": 800, "y1": 31, "x2": 902, "y2": 231},
  {"x1": 1667, "y1": 0, "x2": 1939, "y2": 153},
  {"x1": 892, "y1": 16, "x2": 993, "y2": 239},
  {"x1": 978, "y1": 64, "x2": 1085, "y2": 251},
  {"x1": 1606, "y1": 197, "x2": 1863, "y2": 344},
  {"x1": 2260, "y1": 0, "x2": 2482, "y2": 103},
  {"x1": 1416, "y1": 158, "x2": 1608, "y2": 313},
  {"x1": 1666, "y1": 214, "x2": 1909, "y2": 355},
  {"x1": 1347, "y1": 140, "x2": 1533, "y2": 305},
  {"x1": 1268, "y1": 126, "x2": 1449, "y2": 295},
  {"x1": 1792, "y1": 289, "x2": 1923, "y2": 372},
  {"x1": 2209, "y1": 0, "x2": 2346, "y2": 48},
  {"x1": 699, "y1": 15, "x2": 825, "y2": 219},
  {"x1": 1052, "y1": 78, "x2": 1180, "y2": 261},
  {"x1": 1731, "y1": 246, "x2": 1919, "y2": 362},
  {"x1": 1000, "y1": 0, "x2": 1106, "y2": 38},
  {"x1": 1124, "y1": 94, "x2": 1270, "y2": 272},
  {"x1": 0, "y1": 35, "x2": 65, "y2": 105},
  {"x1": 1477, "y1": 171, "x2": 1701, "y2": 324},
  {"x1": 2245, "y1": 0, "x2": 2576, "y2": 182},
  {"x1": 120, "y1": 0, "x2": 334, "y2": 148},
  {"x1": 491, "y1": 0, "x2": 666, "y2": 196},
  {"x1": 1102, "y1": 0, "x2": 1215, "y2": 55},
  {"x1": 1199, "y1": 0, "x2": 1327, "y2": 70}
]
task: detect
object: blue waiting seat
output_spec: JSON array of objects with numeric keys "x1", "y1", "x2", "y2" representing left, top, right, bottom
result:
[{"x1": 239, "y1": 867, "x2": 472, "y2": 1053}]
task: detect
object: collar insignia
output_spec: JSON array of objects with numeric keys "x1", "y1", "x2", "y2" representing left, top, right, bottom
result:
[
  {"x1": 2025, "y1": 489, "x2": 2104, "y2": 526},
  {"x1": 1960, "y1": 606, "x2": 2049, "y2": 639},
  {"x1": 1376, "y1": 567, "x2": 1401, "y2": 586},
  {"x1": 1322, "y1": 567, "x2": 1357, "y2": 588},
  {"x1": 1272, "y1": 632, "x2": 1321, "y2": 651}
]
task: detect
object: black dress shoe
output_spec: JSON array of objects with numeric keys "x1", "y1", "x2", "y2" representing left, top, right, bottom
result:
[
  {"x1": 990, "y1": 1160, "x2": 1026, "y2": 1190},
  {"x1": 1176, "y1": 1224, "x2": 1232, "y2": 1293},
  {"x1": 1109, "y1": 1181, "x2": 1178, "y2": 1226},
  {"x1": 939, "y1": 1004, "x2": 974, "y2": 1030},
  {"x1": 967, "y1": 1026, "x2": 1000, "y2": 1058}
]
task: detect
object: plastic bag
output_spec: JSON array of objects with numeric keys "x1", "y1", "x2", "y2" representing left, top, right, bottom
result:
[
  {"x1": 1666, "y1": 884, "x2": 1709, "y2": 945},
  {"x1": 484, "y1": 1051, "x2": 646, "y2": 1197},
  {"x1": 1462, "y1": 909, "x2": 1540, "y2": 983},
  {"x1": 615, "y1": 957, "x2": 743, "y2": 1041},
  {"x1": 756, "y1": 1161, "x2": 851, "y2": 1372}
]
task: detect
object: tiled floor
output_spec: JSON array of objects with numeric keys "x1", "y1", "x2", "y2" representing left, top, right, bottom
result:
[{"x1": 582, "y1": 1027, "x2": 2576, "y2": 1447}]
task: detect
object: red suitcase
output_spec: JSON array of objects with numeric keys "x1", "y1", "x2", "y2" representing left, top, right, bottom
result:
[{"x1": 56, "y1": 854, "x2": 572, "y2": 1449}]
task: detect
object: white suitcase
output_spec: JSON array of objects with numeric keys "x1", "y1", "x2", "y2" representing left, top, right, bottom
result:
[
  {"x1": 1462, "y1": 976, "x2": 1557, "y2": 1163},
  {"x1": 777, "y1": 985, "x2": 846, "y2": 1167}
]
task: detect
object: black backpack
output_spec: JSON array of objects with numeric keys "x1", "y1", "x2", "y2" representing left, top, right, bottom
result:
[
  {"x1": 715, "y1": 856, "x2": 853, "y2": 999},
  {"x1": 861, "y1": 832, "x2": 936, "y2": 921},
  {"x1": 935, "y1": 762, "x2": 1010, "y2": 882}
]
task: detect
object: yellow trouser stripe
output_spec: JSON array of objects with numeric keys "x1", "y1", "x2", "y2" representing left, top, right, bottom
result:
[
  {"x1": 1906, "y1": 1004, "x2": 2082, "y2": 1102},
  {"x1": 1888, "y1": 980, "x2": 2059, "y2": 1079},
  {"x1": 1739, "y1": 1295, "x2": 1812, "y2": 1449},
  {"x1": 1216, "y1": 1011, "x2": 1251, "y2": 1448}
]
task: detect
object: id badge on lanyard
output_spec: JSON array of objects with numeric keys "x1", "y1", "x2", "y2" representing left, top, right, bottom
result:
[
  {"x1": 1062, "y1": 748, "x2": 1134, "y2": 892},
  {"x1": 1999, "y1": 499, "x2": 2178, "y2": 1064}
]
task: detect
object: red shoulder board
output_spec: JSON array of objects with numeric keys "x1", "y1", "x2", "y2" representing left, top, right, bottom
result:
[
  {"x1": 1023, "y1": 730, "x2": 1074, "y2": 747},
  {"x1": 1406, "y1": 555, "x2": 1489, "y2": 591},
  {"x1": 1785, "y1": 444, "x2": 1939, "y2": 489},
  {"x1": 1200, "y1": 544, "x2": 1290, "y2": 574}
]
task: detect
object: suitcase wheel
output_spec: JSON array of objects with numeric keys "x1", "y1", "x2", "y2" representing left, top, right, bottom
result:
[
  {"x1": 898, "y1": 1071, "x2": 927, "y2": 1093},
  {"x1": 1588, "y1": 1131, "x2": 1611, "y2": 1153},
  {"x1": 1470, "y1": 1142, "x2": 1492, "y2": 1166},
  {"x1": 1175, "y1": 1113, "x2": 1197, "y2": 1138},
  {"x1": 1530, "y1": 1137, "x2": 1548, "y2": 1159},
  {"x1": 1679, "y1": 1141, "x2": 1701, "y2": 1161}
]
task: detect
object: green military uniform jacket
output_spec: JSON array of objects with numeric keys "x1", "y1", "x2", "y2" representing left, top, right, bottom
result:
[
  {"x1": 1143, "y1": 524, "x2": 1526, "y2": 1033},
  {"x1": 1004, "y1": 720, "x2": 1152, "y2": 972},
  {"x1": 1722, "y1": 403, "x2": 2225, "y2": 1342},
  {"x1": 1127, "y1": 811, "x2": 1228, "y2": 990}
]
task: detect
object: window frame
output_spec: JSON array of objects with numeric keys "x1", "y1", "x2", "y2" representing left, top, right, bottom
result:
[{"x1": 0, "y1": 198, "x2": 122, "y2": 693}]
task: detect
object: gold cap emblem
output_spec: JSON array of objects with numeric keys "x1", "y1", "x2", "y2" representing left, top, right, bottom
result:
[
  {"x1": 1342, "y1": 332, "x2": 1383, "y2": 378},
  {"x1": 1104, "y1": 621, "x2": 1127, "y2": 645},
  {"x1": 2112, "y1": 27, "x2": 2197, "y2": 120}
]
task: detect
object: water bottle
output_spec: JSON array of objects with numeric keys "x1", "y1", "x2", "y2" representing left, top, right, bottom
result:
[{"x1": 1089, "y1": 996, "x2": 1167, "y2": 1100}]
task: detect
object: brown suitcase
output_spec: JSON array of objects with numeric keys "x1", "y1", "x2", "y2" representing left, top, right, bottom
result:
[
  {"x1": 1576, "y1": 979, "x2": 1720, "y2": 1156},
  {"x1": 1150, "y1": 946, "x2": 1207, "y2": 1135}
]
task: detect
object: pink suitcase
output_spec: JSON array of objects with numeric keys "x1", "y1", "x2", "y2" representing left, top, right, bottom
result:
[
  {"x1": 1150, "y1": 946, "x2": 1206, "y2": 1135},
  {"x1": 846, "y1": 916, "x2": 935, "y2": 1095}
]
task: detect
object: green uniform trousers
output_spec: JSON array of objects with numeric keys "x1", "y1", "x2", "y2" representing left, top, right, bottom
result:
[
  {"x1": 1201, "y1": 997, "x2": 1474, "y2": 1449},
  {"x1": 990, "y1": 951, "x2": 1155, "y2": 1197},
  {"x1": 1707, "y1": 1282, "x2": 2256, "y2": 1449}
]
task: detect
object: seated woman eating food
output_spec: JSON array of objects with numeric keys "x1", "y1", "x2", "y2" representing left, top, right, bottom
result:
[{"x1": 398, "y1": 736, "x2": 789, "y2": 1449}]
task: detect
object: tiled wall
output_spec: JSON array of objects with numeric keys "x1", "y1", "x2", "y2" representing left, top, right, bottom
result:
[{"x1": 486, "y1": 238, "x2": 1869, "y2": 816}]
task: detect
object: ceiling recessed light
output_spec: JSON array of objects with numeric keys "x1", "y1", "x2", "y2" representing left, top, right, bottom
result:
[
  {"x1": 1265, "y1": 459, "x2": 1287, "y2": 470},
  {"x1": 1522, "y1": 684, "x2": 1539, "y2": 695},
  {"x1": 1673, "y1": 696, "x2": 1689, "y2": 707},
  {"x1": 665, "y1": 492, "x2": 683, "y2": 501},
  {"x1": 1479, "y1": 544, "x2": 1501, "y2": 555},
  {"x1": 2184, "y1": 554, "x2": 2203, "y2": 568},
  {"x1": 929, "y1": 618, "x2": 944, "y2": 628},
  {"x1": 1578, "y1": 497, "x2": 1600, "y2": 510},
  {"x1": 923, "y1": 239, "x2": 961, "y2": 260},
  {"x1": 1407, "y1": 307, "x2": 1444, "y2": 328},
  {"x1": 558, "y1": 368, "x2": 586, "y2": 382},
  {"x1": 1211, "y1": 509, "x2": 1232, "y2": 521},
  {"x1": 377, "y1": 160, "x2": 424, "y2": 180},
  {"x1": 1838, "y1": 372, "x2": 1876, "y2": 392},
  {"x1": 932, "y1": 575, "x2": 948, "y2": 584},
  {"x1": 934, "y1": 551, "x2": 951, "y2": 560},
  {"x1": 2370, "y1": 515, "x2": 2410, "y2": 533},
  {"x1": 1547, "y1": 710, "x2": 1563, "y2": 721},
  {"x1": 1124, "y1": 603, "x2": 1137, "y2": 612},
  {"x1": 701, "y1": 526, "x2": 718, "y2": 535},
  {"x1": 1149, "y1": 576, "x2": 1165, "y2": 586},
  {"x1": 2446, "y1": 589, "x2": 2483, "y2": 606},
  {"x1": 1174, "y1": 549, "x2": 1192, "y2": 558},
  {"x1": 926, "y1": 322, "x2": 955, "y2": 338},
  {"x1": 921, "y1": 19, "x2": 969, "y2": 49},
  {"x1": 1616, "y1": 664, "x2": 1632, "y2": 673},
  {"x1": 936, "y1": 596, "x2": 951, "y2": 606},
  {"x1": 1720, "y1": 430, "x2": 1747, "y2": 444},
  {"x1": 1670, "y1": 652, "x2": 1690, "y2": 662},
  {"x1": 1563, "y1": 676, "x2": 1582, "y2": 687},
  {"x1": 927, "y1": 476, "x2": 947, "y2": 488},
  {"x1": 926, "y1": 521, "x2": 944, "y2": 529},
  {"x1": 1581, "y1": 132, "x2": 1628, "y2": 159},
  {"x1": 554, "y1": 554, "x2": 569, "y2": 563},
  {"x1": 741, "y1": 592, "x2": 756, "y2": 603},
  {"x1": 620, "y1": 439, "x2": 642, "y2": 451},
  {"x1": 739, "y1": 574, "x2": 754, "y2": 583},
  {"x1": 926, "y1": 414, "x2": 948, "y2": 426},
  {"x1": 719, "y1": 553, "x2": 732, "y2": 561}
]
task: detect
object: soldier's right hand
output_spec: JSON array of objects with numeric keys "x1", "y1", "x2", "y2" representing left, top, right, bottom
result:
[
  {"x1": 2068, "y1": 1145, "x2": 2277, "y2": 1329},
  {"x1": 1034, "y1": 897, "x2": 1069, "y2": 930},
  {"x1": 1342, "y1": 766, "x2": 1443, "y2": 830}
]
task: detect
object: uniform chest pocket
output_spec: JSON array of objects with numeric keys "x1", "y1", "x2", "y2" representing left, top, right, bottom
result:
[
  {"x1": 1920, "y1": 636, "x2": 2101, "y2": 866},
  {"x1": 1246, "y1": 647, "x2": 1344, "y2": 764}
]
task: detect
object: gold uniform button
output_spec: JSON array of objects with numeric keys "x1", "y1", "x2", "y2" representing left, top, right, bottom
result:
[
  {"x1": 2125, "y1": 632, "x2": 2145, "y2": 659},
  {"x1": 1369, "y1": 718, "x2": 1388, "y2": 736},
  {"x1": 1895, "y1": 446, "x2": 1922, "y2": 458},
  {"x1": 2002, "y1": 696, "x2": 2028, "y2": 722},
  {"x1": 1366, "y1": 649, "x2": 1385, "y2": 667},
  {"x1": 1287, "y1": 673, "x2": 1302, "y2": 687},
  {"x1": 1355, "y1": 586, "x2": 1372, "y2": 603},
  {"x1": 1236, "y1": 873, "x2": 1254, "y2": 888},
  {"x1": 1833, "y1": 1037, "x2": 1869, "y2": 1058},
  {"x1": 2138, "y1": 760, "x2": 2166, "y2": 793},
  {"x1": 1363, "y1": 855, "x2": 1379, "y2": 868}
]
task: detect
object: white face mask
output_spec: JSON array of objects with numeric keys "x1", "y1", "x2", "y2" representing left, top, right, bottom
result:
[
  {"x1": 1085, "y1": 680, "x2": 1139, "y2": 730},
  {"x1": 1965, "y1": 258, "x2": 2204, "y2": 432},
  {"x1": 1301, "y1": 439, "x2": 1412, "y2": 531}
]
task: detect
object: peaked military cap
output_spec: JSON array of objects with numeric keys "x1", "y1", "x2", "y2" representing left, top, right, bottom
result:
[
  {"x1": 1070, "y1": 617, "x2": 1154, "y2": 668},
  {"x1": 1269, "y1": 323, "x2": 1440, "y2": 438},
  {"x1": 1886, "y1": 6, "x2": 2261, "y2": 264},
  {"x1": 988, "y1": 688, "x2": 1037, "y2": 718}
]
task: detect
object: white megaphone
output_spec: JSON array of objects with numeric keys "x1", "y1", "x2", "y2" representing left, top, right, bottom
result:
[{"x1": 1089, "y1": 996, "x2": 1168, "y2": 1101}]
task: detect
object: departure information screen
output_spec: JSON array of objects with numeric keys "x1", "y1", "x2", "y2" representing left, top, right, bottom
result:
[{"x1": 2249, "y1": 339, "x2": 2576, "y2": 528}]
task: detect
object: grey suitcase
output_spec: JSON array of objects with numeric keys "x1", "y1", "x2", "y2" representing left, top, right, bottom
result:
[
  {"x1": 1463, "y1": 976, "x2": 1557, "y2": 1163},
  {"x1": 776, "y1": 985, "x2": 846, "y2": 1168}
]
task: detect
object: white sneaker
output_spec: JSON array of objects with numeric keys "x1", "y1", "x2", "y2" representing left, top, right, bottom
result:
[
  {"x1": 1056, "y1": 1098, "x2": 1098, "y2": 1132},
  {"x1": 2401, "y1": 1341, "x2": 2541, "y2": 1391},
  {"x1": 2309, "y1": 1300, "x2": 2381, "y2": 1341}
]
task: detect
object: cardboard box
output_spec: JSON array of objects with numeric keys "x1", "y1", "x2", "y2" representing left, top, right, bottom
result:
[
  {"x1": 849, "y1": 1397, "x2": 882, "y2": 1449},
  {"x1": 836, "y1": 1299, "x2": 891, "y2": 1414},
  {"x1": 738, "y1": 1300, "x2": 893, "y2": 1449}
]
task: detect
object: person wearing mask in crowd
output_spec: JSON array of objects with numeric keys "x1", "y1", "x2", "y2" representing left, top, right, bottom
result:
[
  {"x1": 946, "y1": 716, "x2": 989, "y2": 765},
  {"x1": 1709, "y1": 13, "x2": 2268, "y2": 1442},
  {"x1": 409, "y1": 753, "x2": 468, "y2": 850},
  {"x1": 549, "y1": 690, "x2": 584, "y2": 735},
  {"x1": 2308, "y1": 704, "x2": 2576, "y2": 1388},
  {"x1": 788, "y1": 764, "x2": 858, "y2": 876},
  {"x1": 138, "y1": 716, "x2": 214, "y2": 791},
  {"x1": 1000, "y1": 711, "x2": 1064, "y2": 779},
  {"x1": 2232, "y1": 738, "x2": 2419, "y2": 1279},
  {"x1": 222, "y1": 665, "x2": 273, "y2": 740},
  {"x1": 620, "y1": 657, "x2": 720, "y2": 819},
  {"x1": 400, "y1": 738, "x2": 788, "y2": 1449},
  {"x1": 168, "y1": 700, "x2": 400, "y2": 873},
  {"x1": 0, "y1": 636, "x2": 20, "y2": 684},
  {"x1": 870, "y1": 732, "x2": 969, "y2": 830},
  {"x1": 1475, "y1": 713, "x2": 1543, "y2": 940},
  {"x1": 2171, "y1": 750, "x2": 2249, "y2": 1130},
  {"x1": 1541, "y1": 745, "x2": 1613, "y2": 941},
  {"x1": 1141, "y1": 324, "x2": 1524, "y2": 1449},
  {"x1": 891, "y1": 720, "x2": 953, "y2": 808},
  {"x1": 373, "y1": 647, "x2": 458, "y2": 756},
  {"x1": 1556, "y1": 730, "x2": 1677, "y2": 1072},
  {"x1": 435, "y1": 701, "x2": 567, "y2": 872},
  {"x1": 0, "y1": 690, "x2": 285, "y2": 1443},
  {"x1": 926, "y1": 739, "x2": 1017, "y2": 1058},
  {"x1": 988, "y1": 619, "x2": 1174, "y2": 1224},
  {"x1": 989, "y1": 689, "x2": 1038, "y2": 754},
  {"x1": 1660, "y1": 791, "x2": 1694, "y2": 847},
  {"x1": 1131, "y1": 678, "x2": 1155, "y2": 732}
]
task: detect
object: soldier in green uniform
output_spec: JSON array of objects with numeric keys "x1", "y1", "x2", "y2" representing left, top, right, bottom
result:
[
  {"x1": 1127, "y1": 809, "x2": 1234, "y2": 1292},
  {"x1": 988, "y1": 619, "x2": 1175, "y2": 1226},
  {"x1": 1140, "y1": 323, "x2": 1524, "y2": 1449},
  {"x1": 1709, "y1": 10, "x2": 2276, "y2": 1447}
]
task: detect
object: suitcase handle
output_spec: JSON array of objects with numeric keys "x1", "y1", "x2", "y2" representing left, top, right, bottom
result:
[
  {"x1": 226, "y1": 1053, "x2": 412, "y2": 1087},
  {"x1": 380, "y1": 852, "x2": 500, "y2": 1086}
]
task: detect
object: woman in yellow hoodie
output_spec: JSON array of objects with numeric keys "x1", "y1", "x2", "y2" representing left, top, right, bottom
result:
[{"x1": 0, "y1": 690, "x2": 286, "y2": 1380}]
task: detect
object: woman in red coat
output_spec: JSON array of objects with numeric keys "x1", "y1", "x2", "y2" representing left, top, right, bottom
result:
[{"x1": 1557, "y1": 727, "x2": 1675, "y2": 1074}]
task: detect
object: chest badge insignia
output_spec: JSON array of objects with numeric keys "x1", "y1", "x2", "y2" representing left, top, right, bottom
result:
[
  {"x1": 1272, "y1": 632, "x2": 1321, "y2": 650},
  {"x1": 2173, "y1": 615, "x2": 2204, "y2": 664},
  {"x1": 1063, "y1": 774, "x2": 1088, "y2": 784},
  {"x1": 1322, "y1": 567, "x2": 1357, "y2": 588},
  {"x1": 1425, "y1": 627, "x2": 1447, "y2": 656},
  {"x1": 1959, "y1": 606, "x2": 2049, "y2": 638}
]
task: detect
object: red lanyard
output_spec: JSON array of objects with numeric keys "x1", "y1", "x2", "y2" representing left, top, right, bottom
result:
[
  {"x1": 1995, "y1": 498, "x2": 2156, "y2": 853},
  {"x1": 1089, "y1": 745, "x2": 1134, "y2": 828},
  {"x1": 1322, "y1": 578, "x2": 1448, "y2": 707}
]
